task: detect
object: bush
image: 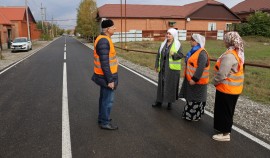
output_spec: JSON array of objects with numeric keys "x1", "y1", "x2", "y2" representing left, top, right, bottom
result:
[
  {"x1": 236, "y1": 11, "x2": 270, "y2": 37},
  {"x1": 40, "y1": 34, "x2": 53, "y2": 41}
]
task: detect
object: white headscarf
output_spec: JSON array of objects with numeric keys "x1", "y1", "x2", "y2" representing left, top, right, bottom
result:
[
  {"x1": 159, "y1": 28, "x2": 181, "y2": 54},
  {"x1": 192, "y1": 34, "x2": 205, "y2": 48}
]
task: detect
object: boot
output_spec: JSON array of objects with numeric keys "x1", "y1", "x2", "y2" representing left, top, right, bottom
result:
[
  {"x1": 152, "y1": 102, "x2": 162, "y2": 107},
  {"x1": 167, "y1": 103, "x2": 172, "y2": 110}
]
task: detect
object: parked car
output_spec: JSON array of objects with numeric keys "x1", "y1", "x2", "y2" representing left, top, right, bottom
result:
[{"x1": 11, "y1": 37, "x2": 32, "y2": 52}]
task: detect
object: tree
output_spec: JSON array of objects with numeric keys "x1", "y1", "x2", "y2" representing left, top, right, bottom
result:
[
  {"x1": 76, "y1": 0, "x2": 98, "y2": 41},
  {"x1": 237, "y1": 11, "x2": 270, "y2": 37}
]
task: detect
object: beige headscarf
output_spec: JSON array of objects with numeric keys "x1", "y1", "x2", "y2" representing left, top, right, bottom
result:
[
  {"x1": 159, "y1": 28, "x2": 181, "y2": 54},
  {"x1": 224, "y1": 31, "x2": 245, "y2": 65}
]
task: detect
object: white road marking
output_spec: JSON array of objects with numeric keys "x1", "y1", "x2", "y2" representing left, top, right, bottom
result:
[
  {"x1": 119, "y1": 63, "x2": 270, "y2": 151},
  {"x1": 62, "y1": 62, "x2": 72, "y2": 158},
  {"x1": 64, "y1": 51, "x2": 66, "y2": 60}
]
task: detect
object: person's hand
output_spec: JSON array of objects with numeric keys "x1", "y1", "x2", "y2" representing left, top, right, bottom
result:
[
  {"x1": 169, "y1": 51, "x2": 175, "y2": 56},
  {"x1": 189, "y1": 80, "x2": 196, "y2": 86},
  {"x1": 108, "y1": 82, "x2": 115, "y2": 89}
]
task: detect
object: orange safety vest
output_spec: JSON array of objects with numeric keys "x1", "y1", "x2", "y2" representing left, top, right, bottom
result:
[
  {"x1": 214, "y1": 49, "x2": 244, "y2": 95},
  {"x1": 94, "y1": 35, "x2": 118, "y2": 75},
  {"x1": 185, "y1": 48, "x2": 210, "y2": 84}
]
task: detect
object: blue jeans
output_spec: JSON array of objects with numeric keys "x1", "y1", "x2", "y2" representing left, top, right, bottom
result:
[{"x1": 98, "y1": 86, "x2": 115, "y2": 125}]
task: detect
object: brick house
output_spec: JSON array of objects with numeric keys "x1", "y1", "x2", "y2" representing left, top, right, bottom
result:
[
  {"x1": 0, "y1": 12, "x2": 13, "y2": 49},
  {"x1": 231, "y1": 0, "x2": 270, "y2": 22},
  {"x1": 0, "y1": 6, "x2": 41, "y2": 49},
  {"x1": 97, "y1": 0, "x2": 241, "y2": 34}
]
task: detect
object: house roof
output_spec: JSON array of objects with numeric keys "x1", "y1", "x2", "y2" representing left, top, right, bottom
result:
[
  {"x1": 231, "y1": 0, "x2": 270, "y2": 13},
  {"x1": 0, "y1": 6, "x2": 36, "y2": 23},
  {"x1": 0, "y1": 12, "x2": 12, "y2": 25},
  {"x1": 98, "y1": 0, "x2": 235, "y2": 19}
]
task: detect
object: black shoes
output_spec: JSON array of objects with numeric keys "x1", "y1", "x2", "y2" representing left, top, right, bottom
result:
[
  {"x1": 152, "y1": 102, "x2": 172, "y2": 110},
  {"x1": 152, "y1": 102, "x2": 162, "y2": 107},
  {"x1": 100, "y1": 123, "x2": 118, "y2": 130},
  {"x1": 167, "y1": 103, "x2": 172, "y2": 110}
]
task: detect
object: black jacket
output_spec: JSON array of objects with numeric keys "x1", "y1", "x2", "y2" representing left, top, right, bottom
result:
[{"x1": 91, "y1": 33, "x2": 118, "y2": 88}]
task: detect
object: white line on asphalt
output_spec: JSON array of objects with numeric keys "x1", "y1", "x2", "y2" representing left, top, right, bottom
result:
[
  {"x1": 64, "y1": 51, "x2": 66, "y2": 60},
  {"x1": 62, "y1": 62, "x2": 72, "y2": 158},
  {"x1": 119, "y1": 63, "x2": 270, "y2": 151}
]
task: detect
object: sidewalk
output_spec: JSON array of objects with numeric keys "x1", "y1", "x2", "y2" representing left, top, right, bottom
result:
[{"x1": 0, "y1": 40, "x2": 49, "y2": 71}]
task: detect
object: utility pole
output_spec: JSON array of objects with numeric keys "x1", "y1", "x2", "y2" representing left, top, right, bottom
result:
[
  {"x1": 25, "y1": 0, "x2": 31, "y2": 40},
  {"x1": 45, "y1": 7, "x2": 48, "y2": 34},
  {"x1": 51, "y1": 16, "x2": 54, "y2": 38},
  {"x1": 125, "y1": 0, "x2": 127, "y2": 49},
  {"x1": 40, "y1": 3, "x2": 44, "y2": 32}
]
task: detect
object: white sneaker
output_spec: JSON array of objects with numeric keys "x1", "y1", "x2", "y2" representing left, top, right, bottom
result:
[{"x1": 212, "y1": 133, "x2": 230, "y2": 141}]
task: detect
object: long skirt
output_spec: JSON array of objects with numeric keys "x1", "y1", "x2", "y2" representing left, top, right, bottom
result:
[
  {"x1": 214, "y1": 90, "x2": 239, "y2": 133},
  {"x1": 182, "y1": 101, "x2": 206, "y2": 121}
]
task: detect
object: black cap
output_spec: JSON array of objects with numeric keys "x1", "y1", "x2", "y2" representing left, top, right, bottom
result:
[{"x1": 101, "y1": 19, "x2": 114, "y2": 28}]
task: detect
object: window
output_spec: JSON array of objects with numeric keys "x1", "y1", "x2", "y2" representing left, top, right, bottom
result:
[
  {"x1": 168, "y1": 21, "x2": 176, "y2": 27},
  {"x1": 226, "y1": 23, "x2": 232, "y2": 31},
  {"x1": 208, "y1": 22, "x2": 216, "y2": 31}
]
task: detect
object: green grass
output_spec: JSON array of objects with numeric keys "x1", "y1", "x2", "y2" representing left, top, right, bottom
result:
[{"x1": 115, "y1": 36, "x2": 270, "y2": 105}]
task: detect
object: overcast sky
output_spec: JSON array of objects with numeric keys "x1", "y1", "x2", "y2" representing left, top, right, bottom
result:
[{"x1": 0, "y1": 0, "x2": 244, "y2": 29}]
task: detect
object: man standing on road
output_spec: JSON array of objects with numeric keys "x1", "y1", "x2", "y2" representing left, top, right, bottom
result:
[{"x1": 91, "y1": 19, "x2": 119, "y2": 130}]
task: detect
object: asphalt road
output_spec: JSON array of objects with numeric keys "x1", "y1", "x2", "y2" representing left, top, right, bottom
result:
[{"x1": 0, "y1": 37, "x2": 269, "y2": 158}]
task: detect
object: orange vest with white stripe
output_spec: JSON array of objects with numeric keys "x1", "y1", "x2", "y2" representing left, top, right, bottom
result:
[
  {"x1": 94, "y1": 35, "x2": 118, "y2": 75},
  {"x1": 214, "y1": 50, "x2": 244, "y2": 95},
  {"x1": 185, "y1": 48, "x2": 210, "y2": 84}
]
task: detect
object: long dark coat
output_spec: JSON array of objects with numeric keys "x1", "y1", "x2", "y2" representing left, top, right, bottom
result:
[
  {"x1": 155, "y1": 41, "x2": 184, "y2": 103},
  {"x1": 179, "y1": 51, "x2": 208, "y2": 102}
]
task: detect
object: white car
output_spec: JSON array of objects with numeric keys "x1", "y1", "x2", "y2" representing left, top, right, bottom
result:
[{"x1": 11, "y1": 37, "x2": 32, "y2": 52}]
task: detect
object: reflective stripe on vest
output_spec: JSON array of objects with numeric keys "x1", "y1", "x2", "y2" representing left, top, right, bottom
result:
[
  {"x1": 214, "y1": 50, "x2": 244, "y2": 94},
  {"x1": 94, "y1": 35, "x2": 118, "y2": 75},
  {"x1": 185, "y1": 48, "x2": 210, "y2": 85},
  {"x1": 157, "y1": 41, "x2": 181, "y2": 72}
]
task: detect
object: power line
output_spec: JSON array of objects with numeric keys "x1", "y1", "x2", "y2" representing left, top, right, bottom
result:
[{"x1": 36, "y1": 19, "x2": 77, "y2": 21}]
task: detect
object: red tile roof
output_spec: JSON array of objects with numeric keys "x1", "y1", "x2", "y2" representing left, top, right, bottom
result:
[
  {"x1": 231, "y1": 0, "x2": 270, "y2": 13},
  {"x1": 0, "y1": 12, "x2": 12, "y2": 25},
  {"x1": 98, "y1": 0, "x2": 224, "y2": 18},
  {"x1": 0, "y1": 6, "x2": 26, "y2": 21}
]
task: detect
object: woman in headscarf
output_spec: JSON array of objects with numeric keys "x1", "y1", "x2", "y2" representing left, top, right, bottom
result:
[
  {"x1": 212, "y1": 32, "x2": 244, "y2": 141},
  {"x1": 179, "y1": 34, "x2": 210, "y2": 121},
  {"x1": 152, "y1": 28, "x2": 184, "y2": 110}
]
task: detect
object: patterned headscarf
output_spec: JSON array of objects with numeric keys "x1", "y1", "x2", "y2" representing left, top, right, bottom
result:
[{"x1": 224, "y1": 31, "x2": 245, "y2": 65}]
